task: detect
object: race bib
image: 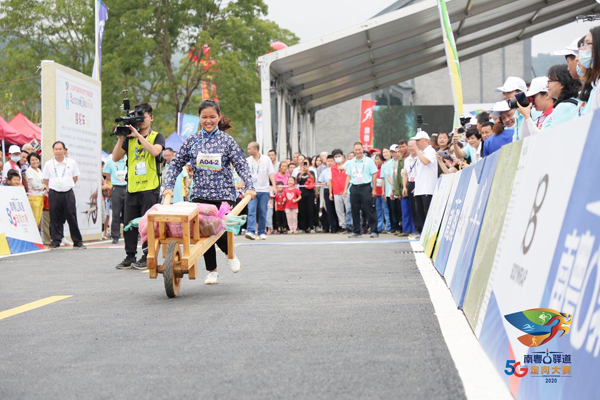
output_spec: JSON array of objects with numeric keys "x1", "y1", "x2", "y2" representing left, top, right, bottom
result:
[
  {"x1": 196, "y1": 152, "x2": 222, "y2": 171},
  {"x1": 115, "y1": 170, "x2": 127, "y2": 183},
  {"x1": 135, "y1": 161, "x2": 147, "y2": 176},
  {"x1": 376, "y1": 178, "x2": 383, "y2": 187}
]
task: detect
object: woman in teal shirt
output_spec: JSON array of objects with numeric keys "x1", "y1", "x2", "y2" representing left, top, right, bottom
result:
[{"x1": 547, "y1": 64, "x2": 581, "y2": 128}]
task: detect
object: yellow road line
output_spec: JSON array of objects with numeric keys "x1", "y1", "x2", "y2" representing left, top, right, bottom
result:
[{"x1": 0, "y1": 295, "x2": 73, "y2": 321}]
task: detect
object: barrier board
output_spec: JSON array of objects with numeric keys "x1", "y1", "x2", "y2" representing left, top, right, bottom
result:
[
  {"x1": 450, "y1": 149, "x2": 500, "y2": 308},
  {"x1": 463, "y1": 140, "x2": 523, "y2": 330},
  {"x1": 0, "y1": 187, "x2": 44, "y2": 254},
  {"x1": 422, "y1": 173, "x2": 456, "y2": 257}
]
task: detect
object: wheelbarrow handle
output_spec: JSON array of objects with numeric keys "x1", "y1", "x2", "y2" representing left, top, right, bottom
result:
[
  {"x1": 163, "y1": 193, "x2": 172, "y2": 205},
  {"x1": 229, "y1": 194, "x2": 252, "y2": 217}
]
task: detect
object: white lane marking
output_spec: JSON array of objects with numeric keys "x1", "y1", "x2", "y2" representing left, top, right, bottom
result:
[{"x1": 410, "y1": 241, "x2": 512, "y2": 400}]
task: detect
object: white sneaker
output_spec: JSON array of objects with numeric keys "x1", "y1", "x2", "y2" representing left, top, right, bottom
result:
[
  {"x1": 259, "y1": 234, "x2": 266, "y2": 240},
  {"x1": 205, "y1": 271, "x2": 219, "y2": 285},
  {"x1": 245, "y1": 232, "x2": 256, "y2": 240},
  {"x1": 227, "y1": 257, "x2": 241, "y2": 273}
]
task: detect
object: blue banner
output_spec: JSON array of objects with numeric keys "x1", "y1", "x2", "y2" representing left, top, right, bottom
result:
[
  {"x1": 177, "y1": 112, "x2": 200, "y2": 140},
  {"x1": 433, "y1": 166, "x2": 473, "y2": 275},
  {"x1": 450, "y1": 150, "x2": 499, "y2": 307}
]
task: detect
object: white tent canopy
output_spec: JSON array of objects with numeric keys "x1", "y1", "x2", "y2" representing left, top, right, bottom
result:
[{"x1": 257, "y1": 0, "x2": 599, "y2": 156}]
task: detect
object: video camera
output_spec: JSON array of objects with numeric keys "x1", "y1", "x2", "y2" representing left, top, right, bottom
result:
[{"x1": 112, "y1": 90, "x2": 146, "y2": 136}]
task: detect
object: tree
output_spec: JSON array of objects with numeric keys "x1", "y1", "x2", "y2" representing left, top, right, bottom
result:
[{"x1": 0, "y1": 0, "x2": 298, "y2": 150}]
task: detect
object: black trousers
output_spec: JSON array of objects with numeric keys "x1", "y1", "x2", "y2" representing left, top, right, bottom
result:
[
  {"x1": 192, "y1": 198, "x2": 234, "y2": 271},
  {"x1": 387, "y1": 197, "x2": 401, "y2": 232},
  {"x1": 110, "y1": 185, "x2": 126, "y2": 239},
  {"x1": 414, "y1": 194, "x2": 433, "y2": 234},
  {"x1": 350, "y1": 184, "x2": 377, "y2": 234},
  {"x1": 407, "y1": 181, "x2": 423, "y2": 234},
  {"x1": 275, "y1": 210, "x2": 287, "y2": 232},
  {"x1": 298, "y1": 191, "x2": 314, "y2": 231},
  {"x1": 324, "y1": 188, "x2": 339, "y2": 232},
  {"x1": 124, "y1": 190, "x2": 160, "y2": 257},
  {"x1": 49, "y1": 189, "x2": 83, "y2": 247}
]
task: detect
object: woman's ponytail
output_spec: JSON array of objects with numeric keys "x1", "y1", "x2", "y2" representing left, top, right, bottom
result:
[{"x1": 218, "y1": 115, "x2": 233, "y2": 132}]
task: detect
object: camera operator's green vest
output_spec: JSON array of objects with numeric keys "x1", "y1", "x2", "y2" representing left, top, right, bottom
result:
[{"x1": 127, "y1": 131, "x2": 160, "y2": 193}]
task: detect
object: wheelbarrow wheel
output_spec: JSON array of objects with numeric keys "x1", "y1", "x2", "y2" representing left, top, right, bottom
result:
[{"x1": 163, "y1": 241, "x2": 182, "y2": 298}]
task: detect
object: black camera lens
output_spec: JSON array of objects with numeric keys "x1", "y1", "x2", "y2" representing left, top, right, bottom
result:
[{"x1": 507, "y1": 93, "x2": 530, "y2": 110}]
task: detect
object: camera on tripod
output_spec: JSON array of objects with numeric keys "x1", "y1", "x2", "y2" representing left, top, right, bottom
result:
[{"x1": 112, "y1": 90, "x2": 146, "y2": 136}]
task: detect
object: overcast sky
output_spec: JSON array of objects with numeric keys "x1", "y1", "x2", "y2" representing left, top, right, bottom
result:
[{"x1": 263, "y1": 0, "x2": 599, "y2": 56}]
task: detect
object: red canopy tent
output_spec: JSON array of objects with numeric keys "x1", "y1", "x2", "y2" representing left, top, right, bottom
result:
[
  {"x1": 8, "y1": 113, "x2": 41, "y2": 143},
  {"x1": 0, "y1": 116, "x2": 23, "y2": 144}
]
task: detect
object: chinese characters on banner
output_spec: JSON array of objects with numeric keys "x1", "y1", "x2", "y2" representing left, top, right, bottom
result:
[{"x1": 359, "y1": 99, "x2": 376, "y2": 150}]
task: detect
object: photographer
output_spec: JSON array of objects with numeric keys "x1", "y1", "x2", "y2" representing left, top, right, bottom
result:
[
  {"x1": 517, "y1": 77, "x2": 554, "y2": 138},
  {"x1": 111, "y1": 102, "x2": 165, "y2": 270},
  {"x1": 483, "y1": 102, "x2": 515, "y2": 157},
  {"x1": 452, "y1": 127, "x2": 482, "y2": 164}
]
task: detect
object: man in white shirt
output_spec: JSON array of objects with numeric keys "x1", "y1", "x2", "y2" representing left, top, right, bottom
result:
[
  {"x1": 245, "y1": 142, "x2": 276, "y2": 240},
  {"x1": 402, "y1": 140, "x2": 421, "y2": 236},
  {"x1": 42, "y1": 141, "x2": 86, "y2": 250},
  {"x1": 408, "y1": 131, "x2": 437, "y2": 234}
]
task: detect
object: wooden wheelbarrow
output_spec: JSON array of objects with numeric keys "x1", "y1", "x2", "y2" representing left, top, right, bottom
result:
[{"x1": 146, "y1": 194, "x2": 251, "y2": 298}]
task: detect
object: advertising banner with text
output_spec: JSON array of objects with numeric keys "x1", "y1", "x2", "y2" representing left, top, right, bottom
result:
[{"x1": 359, "y1": 100, "x2": 376, "y2": 150}]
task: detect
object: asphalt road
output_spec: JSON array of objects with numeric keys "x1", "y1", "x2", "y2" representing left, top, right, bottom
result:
[{"x1": 0, "y1": 234, "x2": 466, "y2": 400}]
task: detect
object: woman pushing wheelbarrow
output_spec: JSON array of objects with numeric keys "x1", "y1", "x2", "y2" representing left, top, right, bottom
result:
[{"x1": 160, "y1": 99, "x2": 256, "y2": 289}]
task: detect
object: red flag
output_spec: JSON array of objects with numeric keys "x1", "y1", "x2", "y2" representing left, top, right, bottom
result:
[{"x1": 359, "y1": 99, "x2": 376, "y2": 150}]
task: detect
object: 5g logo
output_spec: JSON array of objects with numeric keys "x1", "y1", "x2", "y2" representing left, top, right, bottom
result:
[
  {"x1": 504, "y1": 360, "x2": 528, "y2": 377},
  {"x1": 522, "y1": 174, "x2": 549, "y2": 255}
]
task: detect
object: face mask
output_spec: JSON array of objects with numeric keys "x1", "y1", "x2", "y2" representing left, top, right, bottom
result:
[
  {"x1": 11, "y1": 156, "x2": 20, "y2": 162},
  {"x1": 576, "y1": 64, "x2": 586, "y2": 77},
  {"x1": 334, "y1": 157, "x2": 343, "y2": 163},
  {"x1": 579, "y1": 49, "x2": 594, "y2": 69}
]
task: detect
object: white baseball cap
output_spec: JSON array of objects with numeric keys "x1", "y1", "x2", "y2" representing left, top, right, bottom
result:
[
  {"x1": 389, "y1": 144, "x2": 398, "y2": 151},
  {"x1": 8, "y1": 145, "x2": 21, "y2": 154},
  {"x1": 525, "y1": 77, "x2": 549, "y2": 97},
  {"x1": 490, "y1": 101, "x2": 511, "y2": 118},
  {"x1": 554, "y1": 37, "x2": 579, "y2": 57},
  {"x1": 413, "y1": 131, "x2": 430, "y2": 140},
  {"x1": 495, "y1": 76, "x2": 527, "y2": 93}
]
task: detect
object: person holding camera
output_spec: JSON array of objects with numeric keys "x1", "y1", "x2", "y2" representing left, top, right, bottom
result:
[
  {"x1": 483, "y1": 102, "x2": 517, "y2": 157},
  {"x1": 112, "y1": 102, "x2": 166, "y2": 270}
]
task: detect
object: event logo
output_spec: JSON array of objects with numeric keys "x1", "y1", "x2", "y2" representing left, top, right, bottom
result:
[
  {"x1": 505, "y1": 349, "x2": 572, "y2": 381},
  {"x1": 505, "y1": 308, "x2": 572, "y2": 347},
  {"x1": 6, "y1": 208, "x2": 17, "y2": 227}
]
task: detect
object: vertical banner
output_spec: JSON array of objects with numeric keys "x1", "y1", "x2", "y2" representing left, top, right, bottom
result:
[
  {"x1": 177, "y1": 112, "x2": 200, "y2": 140},
  {"x1": 436, "y1": 0, "x2": 464, "y2": 126},
  {"x1": 50, "y1": 63, "x2": 102, "y2": 238},
  {"x1": 432, "y1": 169, "x2": 461, "y2": 262},
  {"x1": 0, "y1": 187, "x2": 44, "y2": 254},
  {"x1": 255, "y1": 103, "x2": 263, "y2": 147},
  {"x1": 359, "y1": 99, "x2": 376, "y2": 150},
  {"x1": 91, "y1": 0, "x2": 108, "y2": 81}
]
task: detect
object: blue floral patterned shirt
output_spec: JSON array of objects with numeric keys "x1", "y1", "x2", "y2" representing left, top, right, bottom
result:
[{"x1": 163, "y1": 129, "x2": 254, "y2": 201}]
